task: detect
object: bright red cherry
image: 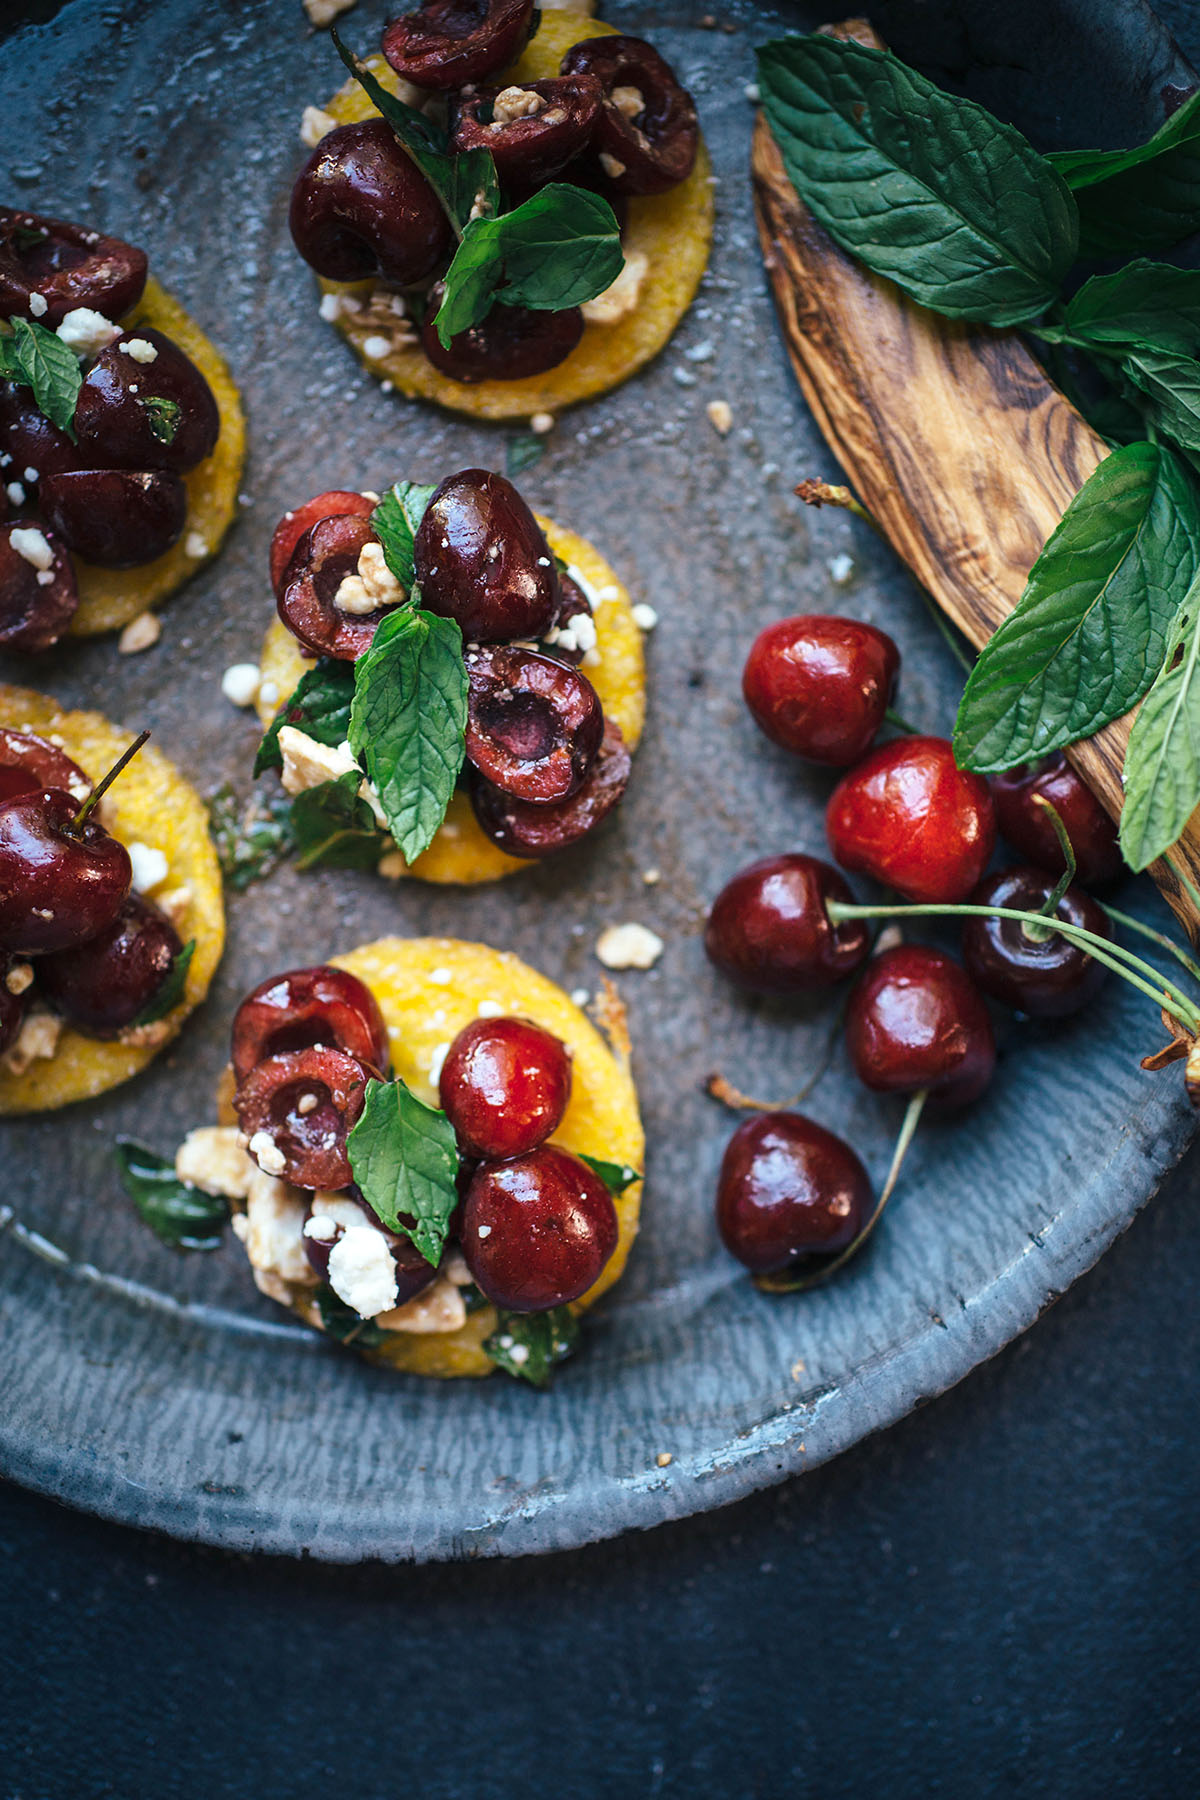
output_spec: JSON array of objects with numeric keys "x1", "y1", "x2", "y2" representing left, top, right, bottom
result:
[
  {"x1": 742, "y1": 614, "x2": 899, "y2": 766},
  {"x1": 827, "y1": 736, "x2": 996, "y2": 903},
  {"x1": 716, "y1": 1111, "x2": 872, "y2": 1274},
  {"x1": 461, "y1": 1145, "x2": 618, "y2": 1311},
  {"x1": 961, "y1": 867, "x2": 1112, "y2": 1019},
  {"x1": 704, "y1": 853, "x2": 870, "y2": 993},
  {"x1": 989, "y1": 752, "x2": 1122, "y2": 888},
  {"x1": 845, "y1": 944, "x2": 995, "y2": 1109},
  {"x1": 231, "y1": 964, "x2": 389, "y2": 1082},
  {"x1": 233, "y1": 1046, "x2": 373, "y2": 1192},
  {"x1": 269, "y1": 490, "x2": 375, "y2": 597},
  {"x1": 0, "y1": 787, "x2": 131, "y2": 953},
  {"x1": 439, "y1": 1016, "x2": 572, "y2": 1160}
]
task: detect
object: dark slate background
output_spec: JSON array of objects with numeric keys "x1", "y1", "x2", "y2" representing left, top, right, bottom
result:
[{"x1": 4, "y1": 0, "x2": 1200, "y2": 1791}]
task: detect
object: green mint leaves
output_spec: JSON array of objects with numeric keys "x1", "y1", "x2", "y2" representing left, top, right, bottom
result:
[
  {"x1": 1048, "y1": 91, "x2": 1200, "y2": 257},
  {"x1": 141, "y1": 393, "x2": 181, "y2": 446},
  {"x1": 346, "y1": 1076, "x2": 460, "y2": 1268},
  {"x1": 130, "y1": 940, "x2": 195, "y2": 1028},
  {"x1": 115, "y1": 1140, "x2": 229, "y2": 1251},
  {"x1": 484, "y1": 1305, "x2": 581, "y2": 1387},
  {"x1": 756, "y1": 34, "x2": 1077, "y2": 326},
  {"x1": 1120, "y1": 572, "x2": 1200, "y2": 871},
  {"x1": 577, "y1": 1155, "x2": 640, "y2": 1197},
  {"x1": 372, "y1": 479, "x2": 435, "y2": 592},
  {"x1": 290, "y1": 771, "x2": 384, "y2": 870},
  {"x1": 0, "y1": 316, "x2": 82, "y2": 438},
  {"x1": 254, "y1": 658, "x2": 357, "y2": 776}
]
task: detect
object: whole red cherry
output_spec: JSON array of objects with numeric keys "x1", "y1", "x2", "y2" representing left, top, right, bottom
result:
[
  {"x1": 704, "y1": 853, "x2": 870, "y2": 993},
  {"x1": 414, "y1": 468, "x2": 557, "y2": 642},
  {"x1": 989, "y1": 752, "x2": 1122, "y2": 888},
  {"x1": 289, "y1": 120, "x2": 452, "y2": 286},
  {"x1": 742, "y1": 614, "x2": 899, "y2": 766},
  {"x1": 845, "y1": 944, "x2": 995, "y2": 1109},
  {"x1": 716, "y1": 1111, "x2": 872, "y2": 1274},
  {"x1": 421, "y1": 286, "x2": 584, "y2": 384},
  {"x1": 0, "y1": 787, "x2": 131, "y2": 953},
  {"x1": 827, "y1": 736, "x2": 996, "y2": 903},
  {"x1": 462, "y1": 1144, "x2": 618, "y2": 1311},
  {"x1": 961, "y1": 866, "x2": 1112, "y2": 1020},
  {"x1": 439, "y1": 1015, "x2": 572, "y2": 1160}
]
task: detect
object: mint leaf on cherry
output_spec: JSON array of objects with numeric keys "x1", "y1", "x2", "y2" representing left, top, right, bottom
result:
[
  {"x1": 346, "y1": 1076, "x2": 460, "y2": 1268},
  {"x1": 372, "y1": 479, "x2": 435, "y2": 592},
  {"x1": 577, "y1": 1154, "x2": 640, "y2": 1197},
  {"x1": 131, "y1": 938, "x2": 195, "y2": 1027},
  {"x1": 0, "y1": 315, "x2": 82, "y2": 438}
]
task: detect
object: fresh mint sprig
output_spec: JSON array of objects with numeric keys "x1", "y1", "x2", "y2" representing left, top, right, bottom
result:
[
  {"x1": 347, "y1": 1076, "x2": 460, "y2": 1268},
  {"x1": 0, "y1": 315, "x2": 82, "y2": 437},
  {"x1": 115, "y1": 1140, "x2": 229, "y2": 1251}
]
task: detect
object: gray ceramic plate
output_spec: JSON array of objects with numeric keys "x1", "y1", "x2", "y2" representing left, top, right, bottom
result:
[{"x1": 2, "y1": 0, "x2": 1197, "y2": 1562}]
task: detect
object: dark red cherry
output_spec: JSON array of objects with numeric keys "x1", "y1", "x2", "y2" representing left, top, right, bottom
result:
[
  {"x1": 39, "y1": 468, "x2": 186, "y2": 568},
  {"x1": 0, "y1": 381, "x2": 84, "y2": 487},
  {"x1": 0, "y1": 208, "x2": 147, "y2": 326},
  {"x1": 449, "y1": 73, "x2": 603, "y2": 188},
  {"x1": 439, "y1": 1015, "x2": 572, "y2": 1159},
  {"x1": 277, "y1": 513, "x2": 386, "y2": 661},
  {"x1": 0, "y1": 729, "x2": 91, "y2": 806},
  {"x1": 470, "y1": 716, "x2": 630, "y2": 858},
  {"x1": 0, "y1": 956, "x2": 29, "y2": 1056},
  {"x1": 742, "y1": 614, "x2": 900, "y2": 766},
  {"x1": 846, "y1": 944, "x2": 995, "y2": 1109},
  {"x1": 289, "y1": 119, "x2": 452, "y2": 286},
  {"x1": 561, "y1": 34, "x2": 698, "y2": 195},
  {"x1": 827, "y1": 736, "x2": 997, "y2": 904},
  {"x1": 716, "y1": 1111, "x2": 872, "y2": 1275},
  {"x1": 464, "y1": 645, "x2": 603, "y2": 802},
  {"x1": 233, "y1": 1046, "x2": 373, "y2": 1191},
  {"x1": 0, "y1": 520, "x2": 78, "y2": 651},
  {"x1": 421, "y1": 284, "x2": 584, "y2": 383},
  {"x1": 961, "y1": 866, "x2": 1112, "y2": 1020},
  {"x1": 301, "y1": 1190, "x2": 438, "y2": 1303},
  {"x1": 35, "y1": 893, "x2": 183, "y2": 1038},
  {"x1": 415, "y1": 469, "x2": 557, "y2": 642},
  {"x1": 231, "y1": 964, "x2": 389, "y2": 1082},
  {"x1": 990, "y1": 753, "x2": 1122, "y2": 889},
  {"x1": 0, "y1": 787, "x2": 131, "y2": 954},
  {"x1": 461, "y1": 1144, "x2": 618, "y2": 1311},
  {"x1": 704, "y1": 854, "x2": 870, "y2": 994},
  {"x1": 381, "y1": 0, "x2": 536, "y2": 90},
  {"x1": 269, "y1": 490, "x2": 375, "y2": 596},
  {"x1": 73, "y1": 329, "x2": 219, "y2": 476},
  {"x1": 543, "y1": 574, "x2": 592, "y2": 664}
]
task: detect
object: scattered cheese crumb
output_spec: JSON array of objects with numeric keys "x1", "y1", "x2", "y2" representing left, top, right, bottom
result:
[
  {"x1": 302, "y1": 0, "x2": 356, "y2": 26},
  {"x1": 477, "y1": 999, "x2": 505, "y2": 1018},
  {"x1": 328, "y1": 1224, "x2": 399, "y2": 1318},
  {"x1": 258, "y1": 680, "x2": 280, "y2": 707},
  {"x1": 429, "y1": 968, "x2": 453, "y2": 985},
  {"x1": 241, "y1": 1169, "x2": 313, "y2": 1285},
  {"x1": 248, "y1": 1130, "x2": 288, "y2": 1177},
  {"x1": 599, "y1": 152, "x2": 627, "y2": 181},
  {"x1": 611, "y1": 84, "x2": 644, "y2": 119},
  {"x1": 828, "y1": 553, "x2": 855, "y2": 585},
  {"x1": 127, "y1": 842, "x2": 169, "y2": 893},
  {"x1": 118, "y1": 611, "x2": 161, "y2": 654},
  {"x1": 175, "y1": 1126, "x2": 253, "y2": 1200},
  {"x1": 10, "y1": 526, "x2": 54, "y2": 571},
  {"x1": 656, "y1": 1452, "x2": 673, "y2": 1468},
  {"x1": 685, "y1": 340, "x2": 714, "y2": 362},
  {"x1": 118, "y1": 337, "x2": 158, "y2": 364},
  {"x1": 221, "y1": 662, "x2": 261, "y2": 708},
  {"x1": 2, "y1": 1008, "x2": 61, "y2": 1076},
  {"x1": 744, "y1": 82, "x2": 761, "y2": 102},
  {"x1": 530, "y1": 410, "x2": 555, "y2": 434},
  {"x1": 361, "y1": 334, "x2": 392, "y2": 361},
  {"x1": 581, "y1": 249, "x2": 648, "y2": 326},
  {"x1": 570, "y1": 987, "x2": 590, "y2": 1007},
  {"x1": 319, "y1": 292, "x2": 344, "y2": 322},
  {"x1": 304, "y1": 1213, "x2": 338, "y2": 1243},
  {"x1": 333, "y1": 538, "x2": 405, "y2": 614},
  {"x1": 643, "y1": 868, "x2": 661, "y2": 885},
  {"x1": 377, "y1": 850, "x2": 407, "y2": 880},
  {"x1": 376, "y1": 1277, "x2": 467, "y2": 1335},
  {"x1": 55, "y1": 307, "x2": 120, "y2": 356},
  {"x1": 5, "y1": 962, "x2": 33, "y2": 995},
  {"x1": 278, "y1": 726, "x2": 360, "y2": 796},
  {"x1": 28, "y1": 293, "x2": 48, "y2": 318},
  {"x1": 6, "y1": 482, "x2": 25, "y2": 507},
  {"x1": 632, "y1": 603, "x2": 658, "y2": 631},
  {"x1": 300, "y1": 104, "x2": 338, "y2": 147},
  {"x1": 706, "y1": 399, "x2": 733, "y2": 435},
  {"x1": 427, "y1": 1041, "x2": 451, "y2": 1087},
  {"x1": 595, "y1": 922, "x2": 664, "y2": 971},
  {"x1": 185, "y1": 531, "x2": 209, "y2": 559},
  {"x1": 491, "y1": 84, "x2": 547, "y2": 126}
]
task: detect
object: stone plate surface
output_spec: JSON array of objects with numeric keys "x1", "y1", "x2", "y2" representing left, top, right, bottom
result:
[{"x1": 1, "y1": 0, "x2": 1197, "y2": 1561}]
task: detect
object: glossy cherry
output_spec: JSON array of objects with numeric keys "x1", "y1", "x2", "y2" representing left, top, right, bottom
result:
[
  {"x1": 561, "y1": 34, "x2": 698, "y2": 195},
  {"x1": 716, "y1": 1111, "x2": 872, "y2": 1275},
  {"x1": 464, "y1": 645, "x2": 603, "y2": 803},
  {"x1": 990, "y1": 752, "x2": 1122, "y2": 888},
  {"x1": 845, "y1": 944, "x2": 995, "y2": 1109},
  {"x1": 449, "y1": 74, "x2": 603, "y2": 188},
  {"x1": 73, "y1": 328, "x2": 220, "y2": 476},
  {"x1": 289, "y1": 119, "x2": 452, "y2": 287},
  {"x1": 0, "y1": 957, "x2": 28, "y2": 1056},
  {"x1": 827, "y1": 735, "x2": 997, "y2": 904},
  {"x1": 39, "y1": 468, "x2": 187, "y2": 568},
  {"x1": 0, "y1": 521, "x2": 78, "y2": 651},
  {"x1": 742, "y1": 614, "x2": 899, "y2": 766},
  {"x1": 301, "y1": 1190, "x2": 438, "y2": 1304},
  {"x1": 961, "y1": 866, "x2": 1113, "y2": 1020},
  {"x1": 381, "y1": 0, "x2": 536, "y2": 90},
  {"x1": 0, "y1": 729, "x2": 90, "y2": 806},
  {"x1": 277, "y1": 513, "x2": 386, "y2": 661},
  {"x1": 470, "y1": 716, "x2": 631, "y2": 858},
  {"x1": 0, "y1": 381, "x2": 84, "y2": 487},
  {"x1": 231, "y1": 964, "x2": 389, "y2": 1083},
  {"x1": 414, "y1": 469, "x2": 558, "y2": 642},
  {"x1": 439, "y1": 1015, "x2": 572, "y2": 1160},
  {"x1": 269, "y1": 490, "x2": 375, "y2": 596},
  {"x1": 234, "y1": 1046, "x2": 373, "y2": 1192},
  {"x1": 461, "y1": 1144, "x2": 618, "y2": 1311},
  {"x1": 0, "y1": 207, "x2": 147, "y2": 326},
  {"x1": 704, "y1": 853, "x2": 870, "y2": 994},
  {"x1": 35, "y1": 893, "x2": 183, "y2": 1038},
  {"x1": 421, "y1": 286, "x2": 584, "y2": 383},
  {"x1": 0, "y1": 787, "x2": 131, "y2": 954}
]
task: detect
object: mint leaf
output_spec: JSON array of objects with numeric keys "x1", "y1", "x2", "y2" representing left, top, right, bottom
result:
[
  {"x1": 116, "y1": 1139, "x2": 229, "y2": 1251},
  {"x1": 484, "y1": 1306, "x2": 581, "y2": 1388},
  {"x1": 1048, "y1": 91, "x2": 1200, "y2": 257},
  {"x1": 209, "y1": 783, "x2": 295, "y2": 890},
  {"x1": 142, "y1": 393, "x2": 181, "y2": 446},
  {"x1": 577, "y1": 1154, "x2": 639, "y2": 1197},
  {"x1": 348, "y1": 606, "x2": 467, "y2": 863},
  {"x1": 346, "y1": 1076, "x2": 460, "y2": 1267},
  {"x1": 954, "y1": 442, "x2": 1200, "y2": 771},
  {"x1": 506, "y1": 434, "x2": 545, "y2": 478},
  {"x1": 1121, "y1": 569, "x2": 1200, "y2": 870},
  {"x1": 756, "y1": 35, "x2": 1076, "y2": 327},
  {"x1": 130, "y1": 939, "x2": 195, "y2": 1028},
  {"x1": 290, "y1": 770, "x2": 383, "y2": 870},
  {"x1": 372, "y1": 480, "x2": 435, "y2": 591},
  {"x1": 315, "y1": 1284, "x2": 387, "y2": 1348},
  {"x1": 254, "y1": 657, "x2": 356, "y2": 775},
  {"x1": 435, "y1": 184, "x2": 622, "y2": 346},
  {"x1": 1044, "y1": 261, "x2": 1200, "y2": 359},
  {"x1": 1120, "y1": 347, "x2": 1200, "y2": 454},
  {"x1": 0, "y1": 316, "x2": 81, "y2": 437}
]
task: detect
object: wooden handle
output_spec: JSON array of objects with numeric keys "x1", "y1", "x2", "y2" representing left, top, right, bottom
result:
[{"x1": 751, "y1": 108, "x2": 1200, "y2": 938}]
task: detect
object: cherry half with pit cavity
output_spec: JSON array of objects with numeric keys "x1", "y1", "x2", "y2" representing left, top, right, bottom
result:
[
  {"x1": 464, "y1": 645, "x2": 603, "y2": 803},
  {"x1": 560, "y1": 34, "x2": 699, "y2": 195},
  {"x1": 234, "y1": 1046, "x2": 374, "y2": 1192},
  {"x1": 270, "y1": 490, "x2": 375, "y2": 597},
  {"x1": 414, "y1": 469, "x2": 558, "y2": 643},
  {"x1": 845, "y1": 944, "x2": 996, "y2": 1109},
  {"x1": 716, "y1": 1111, "x2": 872, "y2": 1275},
  {"x1": 742, "y1": 614, "x2": 900, "y2": 766},
  {"x1": 277, "y1": 512, "x2": 385, "y2": 661},
  {"x1": 0, "y1": 207, "x2": 147, "y2": 327},
  {"x1": 381, "y1": 0, "x2": 537, "y2": 90},
  {"x1": 462, "y1": 1143, "x2": 618, "y2": 1311},
  {"x1": 289, "y1": 119, "x2": 453, "y2": 288},
  {"x1": 36, "y1": 893, "x2": 183, "y2": 1038},
  {"x1": 990, "y1": 752, "x2": 1123, "y2": 889},
  {"x1": 439, "y1": 1015, "x2": 573, "y2": 1160},
  {"x1": 231, "y1": 963, "x2": 390, "y2": 1083},
  {"x1": 961, "y1": 866, "x2": 1113, "y2": 1020},
  {"x1": 449, "y1": 74, "x2": 603, "y2": 189},
  {"x1": 705, "y1": 853, "x2": 870, "y2": 994},
  {"x1": 827, "y1": 735, "x2": 996, "y2": 904},
  {"x1": 470, "y1": 716, "x2": 631, "y2": 859}
]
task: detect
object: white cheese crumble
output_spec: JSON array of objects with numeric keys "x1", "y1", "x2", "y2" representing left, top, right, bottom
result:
[
  {"x1": 530, "y1": 410, "x2": 555, "y2": 434},
  {"x1": 221, "y1": 662, "x2": 261, "y2": 707},
  {"x1": 319, "y1": 291, "x2": 345, "y2": 322},
  {"x1": 302, "y1": 0, "x2": 356, "y2": 26},
  {"x1": 248, "y1": 1130, "x2": 288, "y2": 1177},
  {"x1": 427, "y1": 1041, "x2": 451, "y2": 1087},
  {"x1": 278, "y1": 726, "x2": 360, "y2": 795},
  {"x1": 328, "y1": 1224, "x2": 399, "y2": 1318},
  {"x1": 429, "y1": 967, "x2": 453, "y2": 985},
  {"x1": 598, "y1": 152, "x2": 627, "y2": 181},
  {"x1": 581, "y1": 249, "x2": 649, "y2": 326},
  {"x1": 5, "y1": 962, "x2": 33, "y2": 996},
  {"x1": 477, "y1": 999, "x2": 505, "y2": 1018},
  {"x1": 595, "y1": 922, "x2": 664, "y2": 971},
  {"x1": 544, "y1": 610, "x2": 597, "y2": 656},
  {"x1": 28, "y1": 292, "x2": 48, "y2": 318},
  {"x1": 377, "y1": 1277, "x2": 467, "y2": 1334},
  {"x1": 300, "y1": 104, "x2": 338, "y2": 148},
  {"x1": 185, "y1": 531, "x2": 209, "y2": 559},
  {"x1": 570, "y1": 987, "x2": 590, "y2": 1007},
  {"x1": 1, "y1": 1008, "x2": 61, "y2": 1076},
  {"x1": 333, "y1": 538, "x2": 405, "y2": 614},
  {"x1": 127, "y1": 841, "x2": 169, "y2": 893},
  {"x1": 611, "y1": 84, "x2": 644, "y2": 119},
  {"x1": 56, "y1": 308, "x2": 120, "y2": 356},
  {"x1": 175, "y1": 1126, "x2": 253, "y2": 1200},
  {"x1": 706, "y1": 399, "x2": 734, "y2": 436},
  {"x1": 6, "y1": 482, "x2": 25, "y2": 507},
  {"x1": 9, "y1": 526, "x2": 53, "y2": 571},
  {"x1": 119, "y1": 337, "x2": 158, "y2": 364},
  {"x1": 118, "y1": 611, "x2": 161, "y2": 654},
  {"x1": 491, "y1": 84, "x2": 546, "y2": 126},
  {"x1": 828, "y1": 553, "x2": 855, "y2": 585},
  {"x1": 361, "y1": 334, "x2": 392, "y2": 361},
  {"x1": 632, "y1": 603, "x2": 658, "y2": 631},
  {"x1": 238, "y1": 1168, "x2": 314, "y2": 1285}
]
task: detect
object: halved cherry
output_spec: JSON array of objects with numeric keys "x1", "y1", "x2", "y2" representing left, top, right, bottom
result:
[
  {"x1": 449, "y1": 73, "x2": 602, "y2": 188},
  {"x1": 36, "y1": 893, "x2": 183, "y2": 1038},
  {"x1": 561, "y1": 35, "x2": 698, "y2": 195},
  {"x1": 470, "y1": 717, "x2": 631, "y2": 858},
  {"x1": 0, "y1": 207, "x2": 147, "y2": 326},
  {"x1": 289, "y1": 119, "x2": 452, "y2": 286},
  {"x1": 0, "y1": 381, "x2": 83, "y2": 487},
  {"x1": 277, "y1": 513, "x2": 385, "y2": 661},
  {"x1": 0, "y1": 521, "x2": 78, "y2": 651},
  {"x1": 231, "y1": 964, "x2": 389, "y2": 1083},
  {"x1": 233, "y1": 1046, "x2": 373, "y2": 1192},
  {"x1": 464, "y1": 645, "x2": 603, "y2": 803},
  {"x1": 381, "y1": 0, "x2": 536, "y2": 90},
  {"x1": 270, "y1": 491, "x2": 375, "y2": 597},
  {"x1": 39, "y1": 469, "x2": 187, "y2": 568},
  {"x1": 73, "y1": 328, "x2": 220, "y2": 476}
]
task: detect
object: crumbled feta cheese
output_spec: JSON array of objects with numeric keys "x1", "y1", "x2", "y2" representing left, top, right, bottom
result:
[
  {"x1": 328, "y1": 1224, "x2": 399, "y2": 1318},
  {"x1": 318, "y1": 291, "x2": 344, "y2": 322},
  {"x1": 570, "y1": 987, "x2": 590, "y2": 1007},
  {"x1": 685, "y1": 340, "x2": 714, "y2": 362},
  {"x1": 300, "y1": 104, "x2": 338, "y2": 147},
  {"x1": 28, "y1": 292, "x2": 48, "y2": 318},
  {"x1": 611, "y1": 84, "x2": 644, "y2": 119},
  {"x1": 304, "y1": 1214, "x2": 338, "y2": 1243},
  {"x1": 185, "y1": 531, "x2": 209, "y2": 559},
  {"x1": 23, "y1": 467, "x2": 38, "y2": 483},
  {"x1": 673, "y1": 366, "x2": 697, "y2": 387},
  {"x1": 5, "y1": 962, "x2": 33, "y2": 996},
  {"x1": 175, "y1": 1126, "x2": 253, "y2": 1200},
  {"x1": 377, "y1": 850, "x2": 407, "y2": 880},
  {"x1": 118, "y1": 337, "x2": 158, "y2": 364},
  {"x1": 477, "y1": 1224, "x2": 492, "y2": 1239},
  {"x1": 302, "y1": 0, "x2": 356, "y2": 26},
  {"x1": 595, "y1": 922, "x2": 664, "y2": 971},
  {"x1": 221, "y1": 662, "x2": 261, "y2": 707},
  {"x1": 828, "y1": 553, "x2": 855, "y2": 585},
  {"x1": 491, "y1": 84, "x2": 547, "y2": 126},
  {"x1": 599, "y1": 152, "x2": 627, "y2": 181},
  {"x1": 429, "y1": 967, "x2": 453, "y2": 985},
  {"x1": 118, "y1": 611, "x2": 161, "y2": 654},
  {"x1": 632, "y1": 603, "x2": 658, "y2": 631},
  {"x1": 6, "y1": 482, "x2": 25, "y2": 507},
  {"x1": 581, "y1": 249, "x2": 649, "y2": 325},
  {"x1": 530, "y1": 410, "x2": 555, "y2": 434},
  {"x1": 477, "y1": 999, "x2": 505, "y2": 1018},
  {"x1": 546, "y1": 610, "x2": 598, "y2": 656},
  {"x1": 377, "y1": 1276, "x2": 467, "y2": 1334},
  {"x1": 258, "y1": 680, "x2": 280, "y2": 707},
  {"x1": 706, "y1": 399, "x2": 733, "y2": 436},
  {"x1": 127, "y1": 841, "x2": 169, "y2": 893},
  {"x1": 9, "y1": 526, "x2": 53, "y2": 571},
  {"x1": 643, "y1": 867, "x2": 661, "y2": 885},
  {"x1": 361, "y1": 334, "x2": 392, "y2": 361},
  {"x1": 443, "y1": 1250, "x2": 472, "y2": 1286},
  {"x1": 744, "y1": 82, "x2": 761, "y2": 102},
  {"x1": 55, "y1": 307, "x2": 120, "y2": 356},
  {"x1": 427, "y1": 1040, "x2": 451, "y2": 1087},
  {"x1": 1, "y1": 1008, "x2": 61, "y2": 1076},
  {"x1": 333, "y1": 538, "x2": 405, "y2": 614},
  {"x1": 248, "y1": 1130, "x2": 288, "y2": 1177},
  {"x1": 155, "y1": 886, "x2": 192, "y2": 932},
  {"x1": 241, "y1": 1168, "x2": 313, "y2": 1284},
  {"x1": 278, "y1": 726, "x2": 360, "y2": 796}
]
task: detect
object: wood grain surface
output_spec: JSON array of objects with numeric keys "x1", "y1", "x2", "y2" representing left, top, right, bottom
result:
[{"x1": 751, "y1": 103, "x2": 1200, "y2": 937}]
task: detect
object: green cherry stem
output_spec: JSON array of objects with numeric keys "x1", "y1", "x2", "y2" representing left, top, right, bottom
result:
[
  {"x1": 70, "y1": 730, "x2": 150, "y2": 834},
  {"x1": 1026, "y1": 796, "x2": 1077, "y2": 939},
  {"x1": 1102, "y1": 904, "x2": 1200, "y2": 986},
  {"x1": 1164, "y1": 853, "x2": 1200, "y2": 927},
  {"x1": 884, "y1": 706, "x2": 919, "y2": 735}
]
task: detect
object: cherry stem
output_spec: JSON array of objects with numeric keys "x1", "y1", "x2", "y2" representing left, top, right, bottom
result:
[
  {"x1": 1102, "y1": 903, "x2": 1200, "y2": 986},
  {"x1": 825, "y1": 899, "x2": 1200, "y2": 1036},
  {"x1": 70, "y1": 731, "x2": 150, "y2": 834},
  {"x1": 707, "y1": 999, "x2": 847, "y2": 1113},
  {"x1": 1025, "y1": 796, "x2": 1076, "y2": 939},
  {"x1": 1164, "y1": 853, "x2": 1200, "y2": 931},
  {"x1": 794, "y1": 477, "x2": 877, "y2": 529}
]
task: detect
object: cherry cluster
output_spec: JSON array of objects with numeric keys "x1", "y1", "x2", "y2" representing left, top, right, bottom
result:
[
  {"x1": 0, "y1": 207, "x2": 221, "y2": 651},
  {"x1": 290, "y1": 4, "x2": 698, "y2": 383},
  {"x1": 231, "y1": 964, "x2": 618, "y2": 1313},
  {"x1": 272, "y1": 468, "x2": 631, "y2": 859},
  {"x1": 0, "y1": 729, "x2": 183, "y2": 1057},
  {"x1": 708, "y1": 613, "x2": 1128, "y2": 1284}
]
